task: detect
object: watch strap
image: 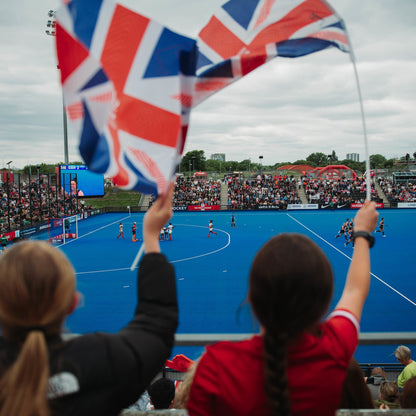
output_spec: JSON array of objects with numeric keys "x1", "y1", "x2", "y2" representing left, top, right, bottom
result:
[{"x1": 351, "y1": 230, "x2": 375, "y2": 248}]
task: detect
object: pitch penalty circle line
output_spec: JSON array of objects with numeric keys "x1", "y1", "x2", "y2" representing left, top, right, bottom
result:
[
  {"x1": 76, "y1": 225, "x2": 231, "y2": 275},
  {"x1": 286, "y1": 213, "x2": 416, "y2": 308}
]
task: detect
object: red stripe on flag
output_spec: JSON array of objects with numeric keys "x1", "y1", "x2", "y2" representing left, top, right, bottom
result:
[
  {"x1": 129, "y1": 148, "x2": 167, "y2": 192},
  {"x1": 195, "y1": 80, "x2": 229, "y2": 92},
  {"x1": 90, "y1": 91, "x2": 113, "y2": 102},
  {"x1": 56, "y1": 23, "x2": 89, "y2": 84},
  {"x1": 101, "y1": 5, "x2": 150, "y2": 93},
  {"x1": 116, "y1": 95, "x2": 181, "y2": 148},
  {"x1": 108, "y1": 122, "x2": 130, "y2": 187},
  {"x1": 310, "y1": 30, "x2": 348, "y2": 45},
  {"x1": 198, "y1": 16, "x2": 245, "y2": 59},
  {"x1": 249, "y1": 0, "x2": 333, "y2": 49},
  {"x1": 253, "y1": 0, "x2": 276, "y2": 29}
]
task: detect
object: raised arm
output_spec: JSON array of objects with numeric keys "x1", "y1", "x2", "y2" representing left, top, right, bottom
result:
[{"x1": 335, "y1": 200, "x2": 378, "y2": 320}]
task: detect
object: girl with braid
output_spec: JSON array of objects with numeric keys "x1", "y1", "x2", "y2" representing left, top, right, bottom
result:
[{"x1": 187, "y1": 201, "x2": 378, "y2": 416}]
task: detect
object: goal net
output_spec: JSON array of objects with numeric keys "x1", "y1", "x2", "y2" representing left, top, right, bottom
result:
[{"x1": 48, "y1": 215, "x2": 78, "y2": 244}]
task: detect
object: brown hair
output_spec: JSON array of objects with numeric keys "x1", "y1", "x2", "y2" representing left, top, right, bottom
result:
[
  {"x1": 249, "y1": 234, "x2": 333, "y2": 416},
  {"x1": 0, "y1": 241, "x2": 76, "y2": 416},
  {"x1": 379, "y1": 381, "x2": 399, "y2": 404},
  {"x1": 401, "y1": 376, "x2": 416, "y2": 408},
  {"x1": 339, "y1": 358, "x2": 374, "y2": 409}
]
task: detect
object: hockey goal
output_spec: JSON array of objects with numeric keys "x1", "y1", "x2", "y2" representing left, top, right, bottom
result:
[{"x1": 48, "y1": 215, "x2": 78, "y2": 244}]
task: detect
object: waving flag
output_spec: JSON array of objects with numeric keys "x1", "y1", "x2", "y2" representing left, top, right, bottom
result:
[
  {"x1": 193, "y1": 0, "x2": 350, "y2": 105},
  {"x1": 56, "y1": 0, "x2": 196, "y2": 195},
  {"x1": 55, "y1": 0, "x2": 350, "y2": 195}
]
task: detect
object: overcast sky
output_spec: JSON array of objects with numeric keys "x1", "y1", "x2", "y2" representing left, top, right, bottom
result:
[{"x1": 1, "y1": 0, "x2": 415, "y2": 170}]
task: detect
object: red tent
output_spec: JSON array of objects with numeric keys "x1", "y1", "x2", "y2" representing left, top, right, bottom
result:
[{"x1": 308, "y1": 165, "x2": 356, "y2": 179}]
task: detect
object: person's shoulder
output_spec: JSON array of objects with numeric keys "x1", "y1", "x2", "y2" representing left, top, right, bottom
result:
[{"x1": 205, "y1": 335, "x2": 263, "y2": 357}]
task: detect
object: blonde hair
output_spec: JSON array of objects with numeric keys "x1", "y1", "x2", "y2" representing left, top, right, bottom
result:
[
  {"x1": 0, "y1": 241, "x2": 76, "y2": 416},
  {"x1": 175, "y1": 361, "x2": 198, "y2": 409},
  {"x1": 395, "y1": 345, "x2": 411, "y2": 362}
]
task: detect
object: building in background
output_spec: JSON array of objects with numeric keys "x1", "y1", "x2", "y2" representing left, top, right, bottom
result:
[
  {"x1": 346, "y1": 153, "x2": 360, "y2": 162},
  {"x1": 210, "y1": 153, "x2": 226, "y2": 162}
]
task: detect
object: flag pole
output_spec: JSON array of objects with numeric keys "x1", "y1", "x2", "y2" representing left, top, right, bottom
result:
[{"x1": 345, "y1": 27, "x2": 371, "y2": 201}]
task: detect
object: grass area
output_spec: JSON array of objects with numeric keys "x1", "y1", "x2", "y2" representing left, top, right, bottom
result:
[{"x1": 86, "y1": 188, "x2": 142, "y2": 209}]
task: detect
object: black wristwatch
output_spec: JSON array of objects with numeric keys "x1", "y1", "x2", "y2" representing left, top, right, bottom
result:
[{"x1": 351, "y1": 230, "x2": 375, "y2": 248}]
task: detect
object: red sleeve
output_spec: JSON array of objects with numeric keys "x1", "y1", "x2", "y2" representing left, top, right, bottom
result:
[
  {"x1": 186, "y1": 350, "x2": 219, "y2": 416},
  {"x1": 324, "y1": 309, "x2": 359, "y2": 367}
]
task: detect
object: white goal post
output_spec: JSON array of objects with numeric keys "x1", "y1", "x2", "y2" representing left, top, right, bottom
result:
[{"x1": 48, "y1": 215, "x2": 79, "y2": 244}]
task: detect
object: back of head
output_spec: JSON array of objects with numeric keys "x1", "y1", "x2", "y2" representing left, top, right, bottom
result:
[
  {"x1": 339, "y1": 358, "x2": 374, "y2": 409},
  {"x1": 401, "y1": 376, "x2": 416, "y2": 408},
  {"x1": 379, "y1": 381, "x2": 399, "y2": 404},
  {"x1": 0, "y1": 240, "x2": 76, "y2": 416},
  {"x1": 371, "y1": 367, "x2": 386, "y2": 378},
  {"x1": 249, "y1": 233, "x2": 333, "y2": 416},
  {"x1": 148, "y1": 377, "x2": 175, "y2": 410},
  {"x1": 395, "y1": 345, "x2": 411, "y2": 362}
]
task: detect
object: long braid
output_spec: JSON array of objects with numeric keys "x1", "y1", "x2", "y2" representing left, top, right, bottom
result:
[
  {"x1": 263, "y1": 331, "x2": 290, "y2": 416},
  {"x1": 249, "y1": 234, "x2": 334, "y2": 416}
]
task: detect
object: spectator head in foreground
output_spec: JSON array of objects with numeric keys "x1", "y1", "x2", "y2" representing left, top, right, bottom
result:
[
  {"x1": 339, "y1": 358, "x2": 373, "y2": 409},
  {"x1": 0, "y1": 240, "x2": 79, "y2": 416},
  {"x1": 401, "y1": 376, "x2": 416, "y2": 408},
  {"x1": 148, "y1": 377, "x2": 175, "y2": 410}
]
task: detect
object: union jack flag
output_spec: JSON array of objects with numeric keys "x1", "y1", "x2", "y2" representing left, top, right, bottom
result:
[
  {"x1": 55, "y1": 0, "x2": 350, "y2": 195},
  {"x1": 193, "y1": 0, "x2": 350, "y2": 105}
]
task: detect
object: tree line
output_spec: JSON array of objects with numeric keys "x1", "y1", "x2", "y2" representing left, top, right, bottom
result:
[
  {"x1": 178, "y1": 150, "x2": 413, "y2": 175},
  {"x1": 2, "y1": 152, "x2": 414, "y2": 176}
]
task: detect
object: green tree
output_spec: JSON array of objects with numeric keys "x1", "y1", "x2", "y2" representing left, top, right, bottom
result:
[
  {"x1": 306, "y1": 152, "x2": 328, "y2": 167},
  {"x1": 369, "y1": 154, "x2": 387, "y2": 169},
  {"x1": 340, "y1": 159, "x2": 365, "y2": 174},
  {"x1": 179, "y1": 150, "x2": 206, "y2": 173},
  {"x1": 291, "y1": 160, "x2": 308, "y2": 166}
]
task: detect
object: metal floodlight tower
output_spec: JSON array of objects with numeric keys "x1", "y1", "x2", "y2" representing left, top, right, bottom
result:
[{"x1": 45, "y1": 9, "x2": 69, "y2": 164}]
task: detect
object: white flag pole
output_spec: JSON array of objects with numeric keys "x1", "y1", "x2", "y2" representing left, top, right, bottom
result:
[
  {"x1": 130, "y1": 242, "x2": 145, "y2": 271},
  {"x1": 345, "y1": 25, "x2": 372, "y2": 201}
]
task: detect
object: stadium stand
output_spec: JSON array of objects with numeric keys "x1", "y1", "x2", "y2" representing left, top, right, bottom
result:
[{"x1": 227, "y1": 174, "x2": 301, "y2": 209}]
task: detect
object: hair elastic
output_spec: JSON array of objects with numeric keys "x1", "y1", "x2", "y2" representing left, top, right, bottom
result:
[{"x1": 27, "y1": 326, "x2": 46, "y2": 334}]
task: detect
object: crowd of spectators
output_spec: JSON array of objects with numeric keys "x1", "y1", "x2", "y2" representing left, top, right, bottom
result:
[
  {"x1": 378, "y1": 177, "x2": 416, "y2": 206},
  {"x1": 173, "y1": 176, "x2": 221, "y2": 206},
  {"x1": 303, "y1": 176, "x2": 382, "y2": 205},
  {"x1": 0, "y1": 176, "x2": 87, "y2": 233},
  {"x1": 227, "y1": 174, "x2": 302, "y2": 210}
]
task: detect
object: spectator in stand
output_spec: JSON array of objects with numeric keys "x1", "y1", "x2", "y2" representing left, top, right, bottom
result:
[
  {"x1": 374, "y1": 381, "x2": 400, "y2": 410},
  {"x1": 401, "y1": 376, "x2": 416, "y2": 408},
  {"x1": 148, "y1": 377, "x2": 175, "y2": 410},
  {"x1": 339, "y1": 358, "x2": 374, "y2": 409},
  {"x1": 366, "y1": 367, "x2": 387, "y2": 400},
  {"x1": 395, "y1": 345, "x2": 416, "y2": 389},
  {"x1": 187, "y1": 201, "x2": 378, "y2": 416},
  {"x1": 0, "y1": 184, "x2": 177, "y2": 416}
]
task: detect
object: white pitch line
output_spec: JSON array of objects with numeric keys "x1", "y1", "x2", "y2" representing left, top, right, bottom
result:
[
  {"x1": 76, "y1": 224, "x2": 231, "y2": 274},
  {"x1": 287, "y1": 213, "x2": 416, "y2": 307}
]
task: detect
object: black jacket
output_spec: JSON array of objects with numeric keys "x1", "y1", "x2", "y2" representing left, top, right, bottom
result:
[{"x1": 0, "y1": 253, "x2": 178, "y2": 416}]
